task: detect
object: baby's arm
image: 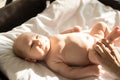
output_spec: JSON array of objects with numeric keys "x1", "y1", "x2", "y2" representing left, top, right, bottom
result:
[
  {"x1": 47, "y1": 62, "x2": 101, "y2": 79},
  {"x1": 60, "y1": 26, "x2": 81, "y2": 34}
]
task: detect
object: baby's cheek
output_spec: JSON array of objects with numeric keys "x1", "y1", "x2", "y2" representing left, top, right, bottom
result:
[{"x1": 88, "y1": 49, "x2": 99, "y2": 64}]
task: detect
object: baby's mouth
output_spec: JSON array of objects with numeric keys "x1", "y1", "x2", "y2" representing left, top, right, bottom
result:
[{"x1": 40, "y1": 40, "x2": 46, "y2": 51}]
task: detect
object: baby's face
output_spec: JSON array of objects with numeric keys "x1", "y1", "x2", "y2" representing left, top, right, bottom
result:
[{"x1": 15, "y1": 32, "x2": 50, "y2": 62}]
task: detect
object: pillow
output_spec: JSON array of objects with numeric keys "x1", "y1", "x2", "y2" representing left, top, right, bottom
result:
[
  {"x1": 0, "y1": 0, "x2": 46, "y2": 32},
  {"x1": 0, "y1": 0, "x2": 119, "y2": 80},
  {"x1": 5, "y1": 0, "x2": 12, "y2": 5}
]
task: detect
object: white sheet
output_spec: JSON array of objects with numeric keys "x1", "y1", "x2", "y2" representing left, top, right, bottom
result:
[
  {"x1": 0, "y1": 0, "x2": 6, "y2": 8},
  {"x1": 0, "y1": 0, "x2": 119, "y2": 80}
]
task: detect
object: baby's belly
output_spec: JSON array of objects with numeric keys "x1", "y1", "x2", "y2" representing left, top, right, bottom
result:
[
  {"x1": 63, "y1": 33, "x2": 95, "y2": 66},
  {"x1": 63, "y1": 47, "x2": 92, "y2": 66}
]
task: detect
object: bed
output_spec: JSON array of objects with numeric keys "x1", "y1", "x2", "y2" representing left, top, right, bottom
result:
[{"x1": 0, "y1": 0, "x2": 120, "y2": 80}]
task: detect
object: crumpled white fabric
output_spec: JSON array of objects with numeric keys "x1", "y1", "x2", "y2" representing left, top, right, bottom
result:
[
  {"x1": 0, "y1": 0, "x2": 119, "y2": 80},
  {"x1": 0, "y1": 0, "x2": 6, "y2": 8}
]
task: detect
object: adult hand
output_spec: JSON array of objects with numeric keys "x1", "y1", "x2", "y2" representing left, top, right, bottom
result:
[{"x1": 93, "y1": 39, "x2": 120, "y2": 79}]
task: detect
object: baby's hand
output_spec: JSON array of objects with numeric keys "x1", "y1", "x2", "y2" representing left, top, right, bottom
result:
[
  {"x1": 72, "y1": 26, "x2": 81, "y2": 32},
  {"x1": 89, "y1": 65, "x2": 102, "y2": 77},
  {"x1": 60, "y1": 26, "x2": 81, "y2": 34}
]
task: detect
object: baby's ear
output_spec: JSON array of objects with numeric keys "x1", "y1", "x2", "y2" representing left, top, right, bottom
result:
[{"x1": 25, "y1": 58, "x2": 37, "y2": 62}]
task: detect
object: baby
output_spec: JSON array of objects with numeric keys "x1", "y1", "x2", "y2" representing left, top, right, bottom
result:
[{"x1": 13, "y1": 22, "x2": 120, "y2": 79}]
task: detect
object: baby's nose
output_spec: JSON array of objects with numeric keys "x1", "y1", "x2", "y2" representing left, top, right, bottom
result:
[{"x1": 35, "y1": 39, "x2": 42, "y2": 46}]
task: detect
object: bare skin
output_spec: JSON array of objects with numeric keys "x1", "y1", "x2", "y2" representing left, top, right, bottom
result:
[
  {"x1": 45, "y1": 22, "x2": 111, "y2": 79},
  {"x1": 93, "y1": 27, "x2": 120, "y2": 79},
  {"x1": 94, "y1": 39, "x2": 120, "y2": 79},
  {"x1": 13, "y1": 22, "x2": 120, "y2": 79}
]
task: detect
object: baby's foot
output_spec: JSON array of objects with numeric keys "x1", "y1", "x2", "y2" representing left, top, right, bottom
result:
[{"x1": 107, "y1": 26, "x2": 120, "y2": 43}]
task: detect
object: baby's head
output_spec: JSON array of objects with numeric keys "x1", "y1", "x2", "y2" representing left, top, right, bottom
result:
[{"x1": 13, "y1": 32, "x2": 50, "y2": 62}]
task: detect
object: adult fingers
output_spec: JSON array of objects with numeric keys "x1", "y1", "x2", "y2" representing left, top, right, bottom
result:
[
  {"x1": 101, "y1": 39, "x2": 115, "y2": 54},
  {"x1": 94, "y1": 41, "x2": 112, "y2": 58}
]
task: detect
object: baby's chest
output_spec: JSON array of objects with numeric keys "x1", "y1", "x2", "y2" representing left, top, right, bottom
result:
[{"x1": 68, "y1": 33, "x2": 95, "y2": 49}]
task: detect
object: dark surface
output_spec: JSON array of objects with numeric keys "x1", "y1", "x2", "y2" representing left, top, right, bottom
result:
[
  {"x1": 0, "y1": 0, "x2": 46, "y2": 32},
  {"x1": 6, "y1": 0, "x2": 12, "y2": 5},
  {"x1": 98, "y1": 0, "x2": 120, "y2": 10},
  {"x1": 0, "y1": 71, "x2": 9, "y2": 80}
]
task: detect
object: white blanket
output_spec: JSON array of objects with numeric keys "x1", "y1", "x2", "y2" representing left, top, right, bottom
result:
[
  {"x1": 0, "y1": 0, "x2": 6, "y2": 8},
  {"x1": 0, "y1": 0, "x2": 119, "y2": 80}
]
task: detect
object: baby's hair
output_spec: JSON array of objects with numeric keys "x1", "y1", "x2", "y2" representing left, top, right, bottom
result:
[
  {"x1": 13, "y1": 39, "x2": 24, "y2": 59},
  {"x1": 12, "y1": 34, "x2": 27, "y2": 59}
]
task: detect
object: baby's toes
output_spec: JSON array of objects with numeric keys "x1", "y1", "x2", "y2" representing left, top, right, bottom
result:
[{"x1": 113, "y1": 26, "x2": 120, "y2": 35}]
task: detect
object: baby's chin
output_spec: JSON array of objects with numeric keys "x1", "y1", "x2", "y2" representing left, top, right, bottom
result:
[
  {"x1": 45, "y1": 39, "x2": 51, "y2": 53},
  {"x1": 45, "y1": 44, "x2": 50, "y2": 54}
]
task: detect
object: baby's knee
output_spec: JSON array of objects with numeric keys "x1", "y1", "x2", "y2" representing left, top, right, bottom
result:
[
  {"x1": 95, "y1": 22, "x2": 108, "y2": 31},
  {"x1": 95, "y1": 22, "x2": 110, "y2": 37}
]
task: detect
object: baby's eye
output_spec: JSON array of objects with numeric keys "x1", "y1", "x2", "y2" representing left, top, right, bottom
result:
[
  {"x1": 31, "y1": 42, "x2": 34, "y2": 48},
  {"x1": 36, "y1": 35, "x2": 39, "y2": 39}
]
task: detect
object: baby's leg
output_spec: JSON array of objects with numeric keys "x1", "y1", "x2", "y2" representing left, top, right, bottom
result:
[
  {"x1": 90, "y1": 22, "x2": 110, "y2": 39},
  {"x1": 106, "y1": 26, "x2": 120, "y2": 43}
]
